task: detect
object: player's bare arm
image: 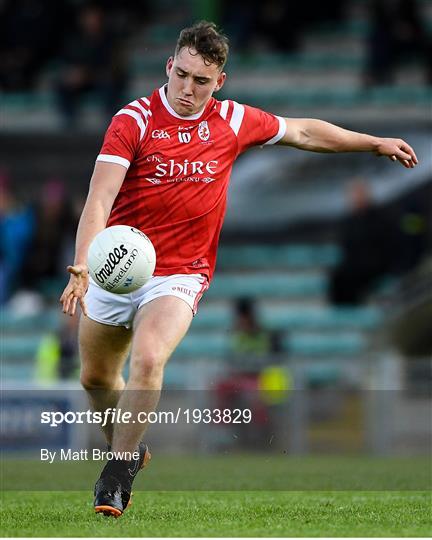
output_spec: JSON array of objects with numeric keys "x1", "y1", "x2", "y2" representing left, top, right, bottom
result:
[
  {"x1": 278, "y1": 118, "x2": 418, "y2": 168},
  {"x1": 60, "y1": 161, "x2": 127, "y2": 316}
]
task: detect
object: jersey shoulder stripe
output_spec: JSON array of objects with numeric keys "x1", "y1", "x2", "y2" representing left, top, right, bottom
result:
[
  {"x1": 114, "y1": 96, "x2": 152, "y2": 141},
  {"x1": 114, "y1": 108, "x2": 147, "y2": 140},
  {"x1": 216, "y1": 99, "x2": 244, "y2": 136},
  {"x1": 129, "y1": 98, "x2": 152, "y2": 119},
  {"x1": 229, "y1": 101, "x2": 245, "y2": 136},
  {"x1": 219, "y1": 99, "x2": 229, "y2": 119}
]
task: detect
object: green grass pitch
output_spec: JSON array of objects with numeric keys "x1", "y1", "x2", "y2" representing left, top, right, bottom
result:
[
  {"x1": 1, "y1": 456, "x2": 431, "y2": 536},
  {"x1": 1, "y1": 490, "x2": 431, "y2": 537}
]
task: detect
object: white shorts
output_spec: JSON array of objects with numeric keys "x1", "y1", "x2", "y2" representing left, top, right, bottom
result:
[{"x1": 85, "y1": 274, "x2": 208, "y2": 329}]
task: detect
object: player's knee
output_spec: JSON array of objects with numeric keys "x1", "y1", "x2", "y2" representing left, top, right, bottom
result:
[
  {"x1": 131, "y1": 351, "x2": 165, "y2": 382},
  {"x1": 80, "y1": 371, "x2": 115, "y2": 391}
]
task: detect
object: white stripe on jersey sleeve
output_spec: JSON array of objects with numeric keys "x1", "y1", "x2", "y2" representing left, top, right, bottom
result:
[
  {"x1": 129, "y1": 99, "x2": 152, "y2": 119},
  {"x1": 264, "y1": 116, "x2": 287, "y2": 145},
  {"x1": 219, "y1": 100, "x2": 229, "y2": 119},
  {"x1": 115, "y1": 108, "x2": 147, "y2": 140},
  {"x1": 229, "y1": 101, "x2": 245, "y2": 136},
  {"x1": 142, "y1": 97, "x2": 150, "y2": 106},
  {"x1": 96, "y1": 154, "x2": 130, "y2": 169}
]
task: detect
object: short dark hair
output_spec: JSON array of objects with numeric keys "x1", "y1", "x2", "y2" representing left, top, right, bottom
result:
[{"x1": 175, "y1": 21, "x2": 229, "y2": 69}]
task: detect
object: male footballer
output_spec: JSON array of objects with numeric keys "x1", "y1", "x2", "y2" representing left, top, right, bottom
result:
[{"x1": 60, "y1": 21, "x2": 418, "y2": 517}]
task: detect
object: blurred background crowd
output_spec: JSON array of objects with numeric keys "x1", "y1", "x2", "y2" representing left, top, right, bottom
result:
[{"x1": 1, "y1": 0, "x2": 431, "y2": 457}]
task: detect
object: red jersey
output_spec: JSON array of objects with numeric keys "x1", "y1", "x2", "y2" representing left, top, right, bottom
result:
[{"x1": 97, "y1": 85, "x2": 286, "y2": 281}]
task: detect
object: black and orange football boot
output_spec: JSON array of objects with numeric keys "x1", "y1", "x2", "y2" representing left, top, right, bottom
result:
[{"x1": 94, "y1": 442, "x2": 151, "y2": 517}]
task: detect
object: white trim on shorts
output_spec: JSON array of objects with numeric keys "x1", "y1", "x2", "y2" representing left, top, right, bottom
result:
[{"x1": 85, "y1": 274, "x2": 208, "y2": 329}]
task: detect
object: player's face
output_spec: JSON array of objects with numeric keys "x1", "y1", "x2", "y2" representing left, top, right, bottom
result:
[{"x1": 166, "y1": 47, "x2": 226, "y2": 116}]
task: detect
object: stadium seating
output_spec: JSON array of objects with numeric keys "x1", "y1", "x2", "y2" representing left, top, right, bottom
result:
[
  {"x1": 1, "y1": 242, "x2": 384, "y2": 381},
  {"x1": 1, "y1": 309, "x2": 59, "y2": 332},
  {"x1": 3, "y1": 0, "x2": 432, "y2": 130},
  {"x1": 192, "y1": 303, "x2": 382, "y2": 331},
  {"x1": 206, "y1": 272, "x2": 327, "y2": 299},
  {"x1": 2, "y1": 334, "x2": 42, "y2": 359},
  {"x1": 174, "y1": 330, "x2": 366, "y2": 358},
  {"x1": 216, "y1": 244, "x2": 341, "y2": 269}
]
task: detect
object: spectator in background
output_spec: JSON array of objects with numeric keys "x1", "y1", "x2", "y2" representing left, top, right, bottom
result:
[
  {"x1": 328, "y1": 179, "x2": 399, "y2": 305},
  {"x1": 0, "y1": 172, "x2": 34, "y2": 303},
  {"x1": 395, "y1": 188, "x2": 431, "y2": 272},
  {"x1": 55, "y1": 3, "x2": 127, "y2": 126},
  {"x1": 58, "y1": 312, "x2": 79, "y2": 379},
  {"x1": 215, "y1": 297, "x2": 285, "y2": 449},
  {"x1": 365, "y1": 0, "x2": 432, "y2": 86},
  {"x1": 20, "y1": 178, "x2": 76, "y2": 295},
  {"x1": 34, "y1": 313, "x2": 79, "y2": 382},
  {"x1": 232, "y1": 297, "x2": 281, "y2": 355}
]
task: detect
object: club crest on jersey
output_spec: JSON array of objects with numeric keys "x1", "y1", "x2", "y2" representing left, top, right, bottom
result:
[{"x1": 198, "y1": 121, "x2": 210, "y2": 141}]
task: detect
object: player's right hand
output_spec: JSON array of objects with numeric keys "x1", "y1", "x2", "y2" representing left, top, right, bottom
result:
[{"x1": 60, "y1": 264, "x2": 89, "y2": 317}]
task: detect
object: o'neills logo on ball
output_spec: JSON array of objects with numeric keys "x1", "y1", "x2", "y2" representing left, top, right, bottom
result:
[
  {"x1": 95, "y1": 245, "x2": 138, "y2": 285},
  {"x1": 198, "y1": 121, "x2": 210, "y2": 141}
]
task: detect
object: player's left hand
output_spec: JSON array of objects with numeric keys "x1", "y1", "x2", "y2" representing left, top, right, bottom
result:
[{"x1": 374, "y1": 138, "x2": 418, "y2": 168}]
